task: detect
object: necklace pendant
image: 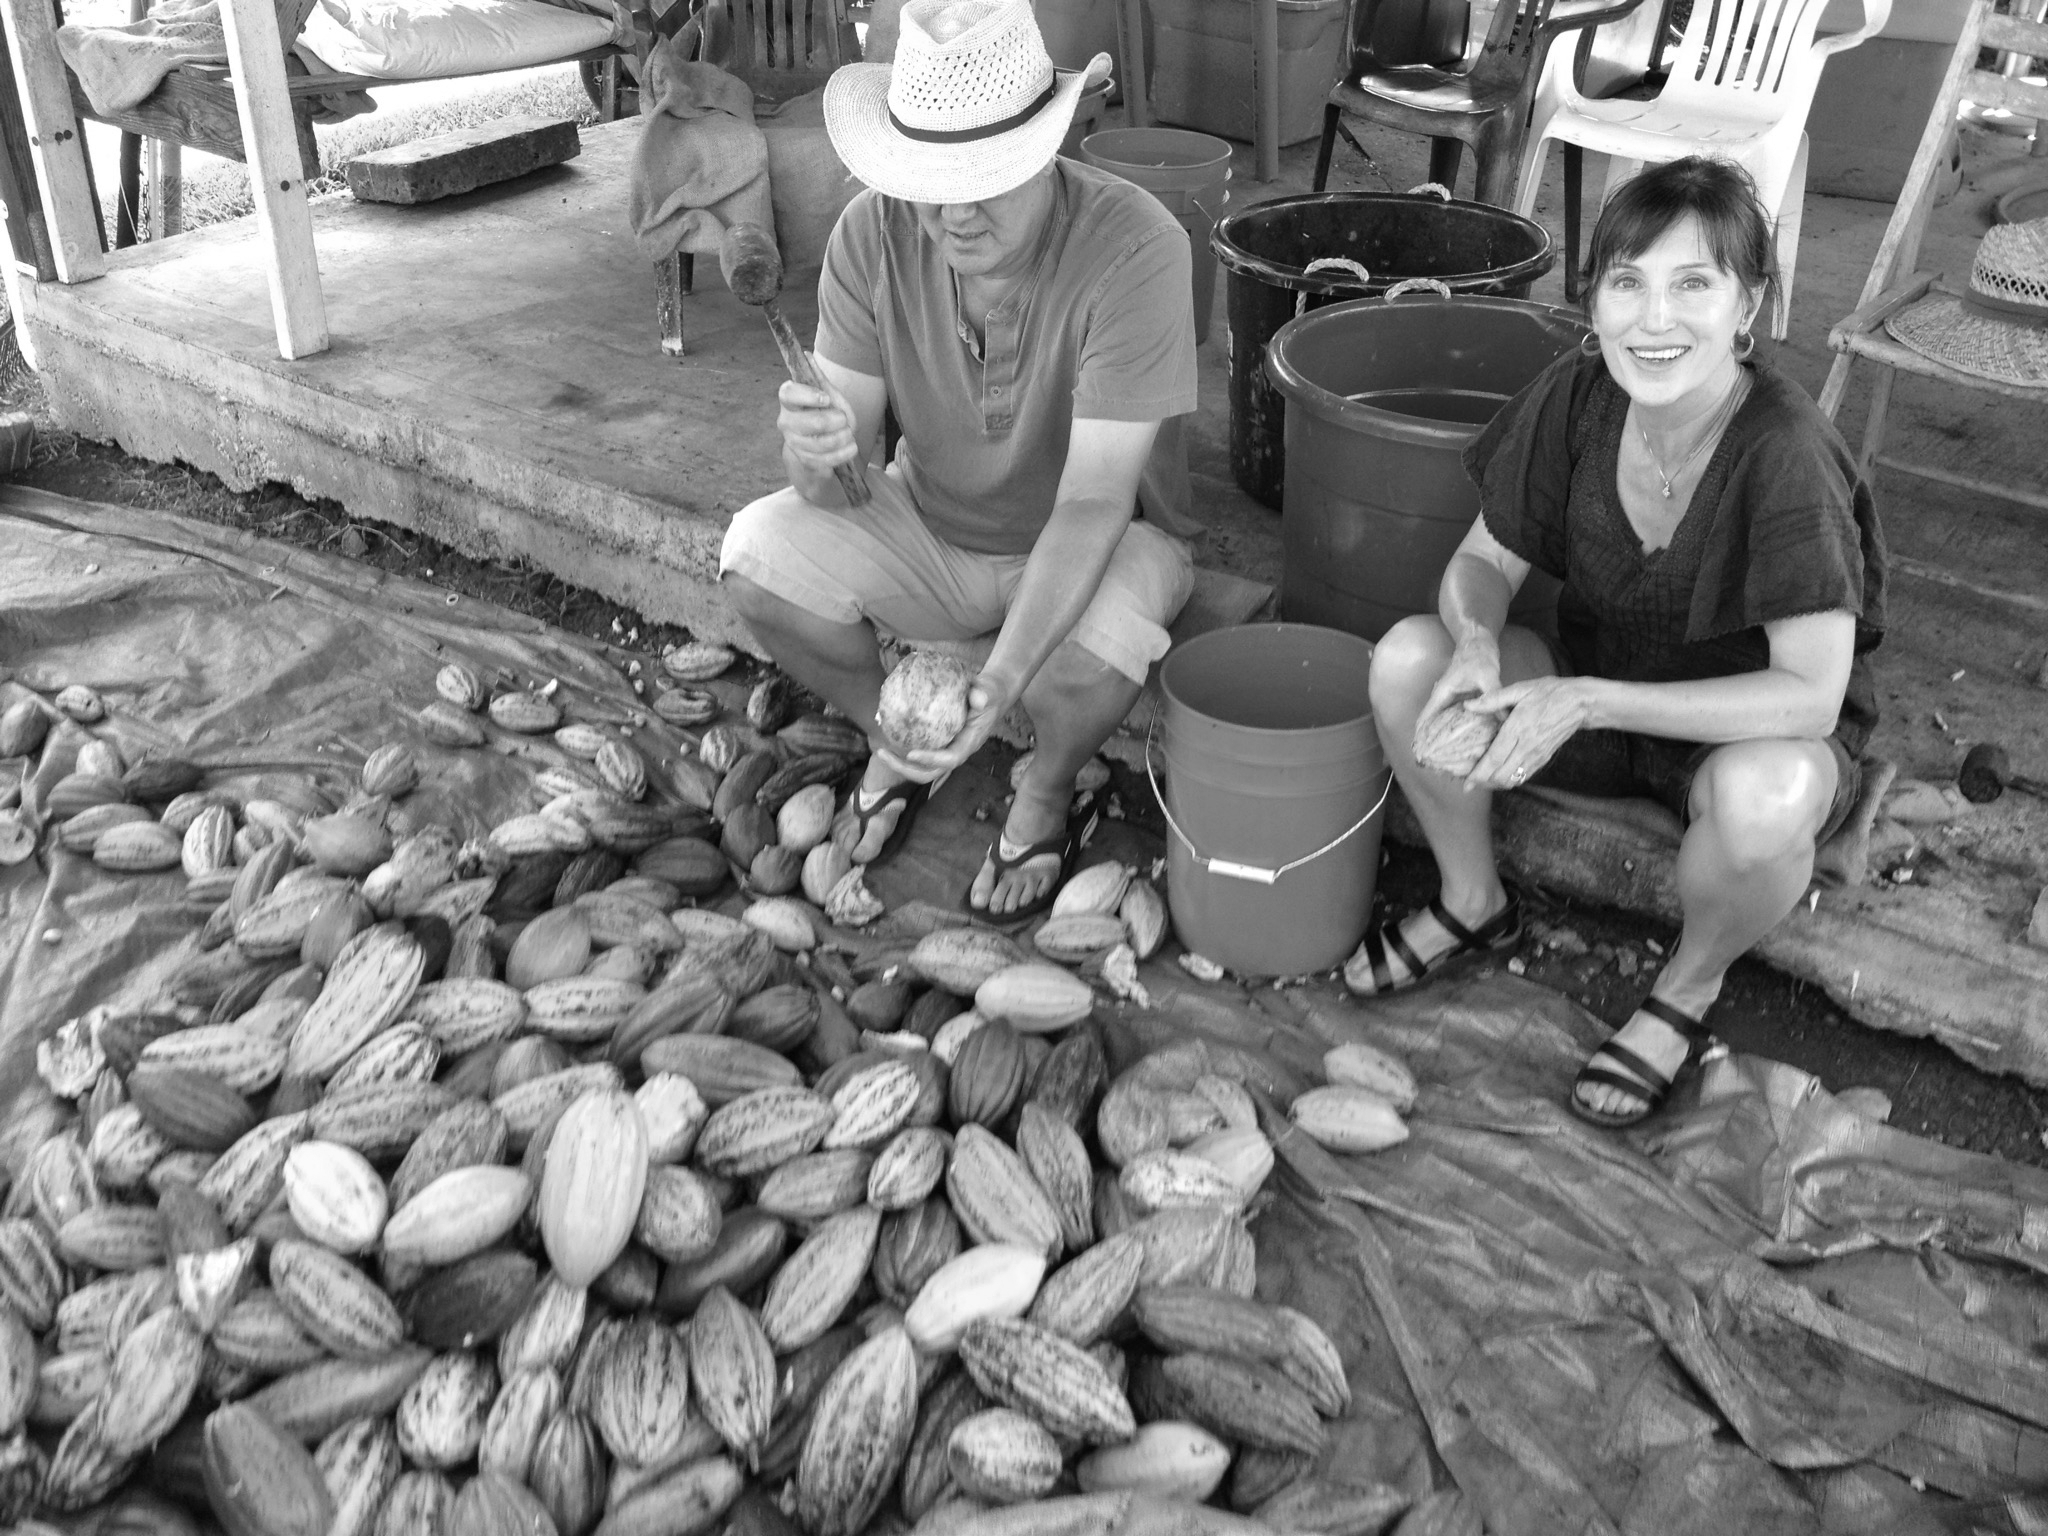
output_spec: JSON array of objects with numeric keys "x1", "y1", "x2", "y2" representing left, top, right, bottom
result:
[{"x1": 1660, "y1": 484, "x2": 1672, "y2": 498}]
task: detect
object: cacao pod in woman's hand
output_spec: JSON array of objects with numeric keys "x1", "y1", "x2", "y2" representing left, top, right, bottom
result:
[{"x1": 1411, "y1": 703, "x2": 1501, "y2": 777}]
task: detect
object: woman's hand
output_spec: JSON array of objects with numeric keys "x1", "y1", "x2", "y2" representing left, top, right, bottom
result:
[
  {"x1": 776, "y1": 375, "x2": 861, "y2": 479},
  {"x1": 1413, "y1": 630, "x2": 1505, "y2": 743},
  {"x1": 1462, "y1": 677, "x2": 1594, "y2": 791},
  {"x1": 874, "y1": 674, "x2": 1017, "y2": 784}
]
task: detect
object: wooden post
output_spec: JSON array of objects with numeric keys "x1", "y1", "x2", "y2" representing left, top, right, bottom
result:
[
  {"x1": 1253, "y1": 0, "x2": 1280, "y2": 182},
  {"x1": 0, "y1": 0, "x2": 103, "y2": 281},
  {"x1": 1117, "y1": 0, "x2": 1148, "y2": 127},
  {"x1": 655, "y1": 250, "x2": 692, "y2": 357},
  {"x1": 113, "y1": 0, "x2": 142, "y2": 246},
  {"x1": 145, "y1": 134, "x2": 179, "y2": 237},
  {"x1": 217, "y1": 0, "x2": 326, "y2": 356},
  {"x1": 0, "y1": 20, "x2": 55, "y2": 279}
]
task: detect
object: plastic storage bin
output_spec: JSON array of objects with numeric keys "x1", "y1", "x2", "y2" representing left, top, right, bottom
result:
[{"x1": 1147, "y1": 0, "x2": 1347, "y2": 146}]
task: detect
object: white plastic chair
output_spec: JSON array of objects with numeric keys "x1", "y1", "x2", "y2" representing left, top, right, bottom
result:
[{"x1": 1512, "y1": 0, "x2": 1892, "y2": 336}]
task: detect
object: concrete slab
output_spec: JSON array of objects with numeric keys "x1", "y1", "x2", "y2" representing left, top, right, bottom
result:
[{"x1": 17, "y1": 118, "x2": 799, "y2": 650}]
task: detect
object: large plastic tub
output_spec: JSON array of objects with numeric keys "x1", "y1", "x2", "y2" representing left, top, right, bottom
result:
[
  {"x1": 1212, "y1": 190, "x2": 1553, "y2": 508},
  {"x1": 1266, "y1": 291, "x2": 1586, "y2": 640}
]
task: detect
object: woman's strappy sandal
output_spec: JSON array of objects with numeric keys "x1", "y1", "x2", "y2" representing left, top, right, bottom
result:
[
  {"x1": 1568, "y1": 996, "x2": 1716, "y2": 1130},
  {"x1": 1343, "y1": 893, "x2": 1523, "y2": 997}
]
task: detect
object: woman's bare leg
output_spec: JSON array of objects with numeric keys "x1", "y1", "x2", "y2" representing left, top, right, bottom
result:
[
  {"x1": 1346, "y1": 615, "x2": 1556, "y2": 992},
  {"x1": 1574, "y1": 738, "x2": 1839, "y2": 1118}
]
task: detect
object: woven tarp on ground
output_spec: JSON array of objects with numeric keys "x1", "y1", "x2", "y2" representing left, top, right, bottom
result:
[{"x1": 2, "y1": 487, "x2": 2046, "y2": 1535}]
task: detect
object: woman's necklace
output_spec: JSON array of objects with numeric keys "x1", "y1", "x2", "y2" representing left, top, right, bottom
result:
[{"x1": 1638, "y1": 371, "x2": 1750, "y2": 499}]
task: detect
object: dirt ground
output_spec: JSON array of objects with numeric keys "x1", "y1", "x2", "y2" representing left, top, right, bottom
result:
[{"x1": 6, "y1": 388, "x2": 2045, "y2": 1169}]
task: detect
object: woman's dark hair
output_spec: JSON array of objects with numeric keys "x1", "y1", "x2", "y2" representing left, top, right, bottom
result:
[{"x1": 1581, "y1": 157, "x2": 1778, "y2": 325}]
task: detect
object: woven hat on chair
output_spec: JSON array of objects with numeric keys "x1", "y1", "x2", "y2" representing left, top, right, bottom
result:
[
  {"x1": 824, "y1": 0, "x2": 1110, "y2": 204},
  {"x1": 1886, "y1": 217, "x2": 2048, "y2": 388}
]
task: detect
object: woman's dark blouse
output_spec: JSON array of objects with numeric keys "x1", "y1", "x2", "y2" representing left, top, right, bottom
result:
[{"x1": 1462, "y1": 350, "x2": 1888, "y2": 757}]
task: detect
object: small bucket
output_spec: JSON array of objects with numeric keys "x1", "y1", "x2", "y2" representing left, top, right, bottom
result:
[
  {"x1": 1154, "y1": 623, "x2": 1388, "y2": 978},
  {"x1": 1081, "y1": 127, "x2": 1231, "y2": 345}
]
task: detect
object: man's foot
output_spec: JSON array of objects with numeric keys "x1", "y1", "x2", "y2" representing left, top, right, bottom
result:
[
  {"x1": 839, "y1": 762, "x2": 937, "y2": 866},
  {"x1": 1342, "y1": 891, "x2": 1518, "y2": 997},
  {"x1": 969, "y1": 780, "x2": 1093, "y2": 920},
  {"x1": 1570, "y1": 993, "x2": 1717, "y2": 1127}
]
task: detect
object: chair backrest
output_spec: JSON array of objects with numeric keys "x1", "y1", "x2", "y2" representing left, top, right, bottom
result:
[
  {"x1": 719, "y1": 0, "x2": 858, "y2": 99},
  {"x1": 1348, "y1": 0, "x2": 1469, "y2": 72},
  {"x1": 1658, "y1": 0, "x2": 1839, "y2": 112},
  {"x1": 1572, "y1": 0, "x2": 1666, "y2": 98},
  {"x1": 1466, "y1": 0, "x2": 1561, "y2": 84}
]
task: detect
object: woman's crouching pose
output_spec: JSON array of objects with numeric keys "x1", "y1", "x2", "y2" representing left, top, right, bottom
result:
[{"x1": 1347, "y1": 157, "x2": 1888, "y2": 1129}]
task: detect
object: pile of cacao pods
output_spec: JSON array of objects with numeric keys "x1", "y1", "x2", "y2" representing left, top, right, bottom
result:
[{"x1": 0, "y1": 653, "x2": 1447, "y2": 1536}]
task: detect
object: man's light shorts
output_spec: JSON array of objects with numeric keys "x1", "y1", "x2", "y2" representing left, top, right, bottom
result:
[{"x1": 718, "y1": 472, "x2": 1195, "y2": 687}]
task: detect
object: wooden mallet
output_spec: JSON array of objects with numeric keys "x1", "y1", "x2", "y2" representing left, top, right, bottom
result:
[{"x1": 721, "y1": 222, "x2": 871, "y2": 508}]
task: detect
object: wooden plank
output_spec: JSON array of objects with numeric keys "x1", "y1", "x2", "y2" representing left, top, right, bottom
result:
[
  {"x1": 178, "y1": 44, "x2": 625, "y2": 98},
  {"x1": 217, "y1": 0, "x2": 326, "y2": 356},
  {"x1": 0, "y1": 0, "x2": 103, "y2": 281},
  {"x1": 68, "y1": 69, "x2": 320, "y2": 179},
  {"x1": 0, "y1": 19, "x2": 56, "y2": 279},
  {"x1": 1962, "y1": 67, "x2": 2048, "y2": 123},
  {"x1": 1863, "y1": 0, "x2": 1987, "y2": 302},
  {"x1": 1980, "y1": 10, "x2": 2048, "y2": 57}
]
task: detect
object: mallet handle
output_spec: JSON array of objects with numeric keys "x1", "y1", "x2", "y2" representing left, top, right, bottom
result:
[{"x1": 763, "y1": 300, "x2": 871, "y2": 508}]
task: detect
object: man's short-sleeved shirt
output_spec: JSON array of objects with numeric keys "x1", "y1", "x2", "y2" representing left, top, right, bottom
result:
[{"x1": 813, "y1": 158, "x2": 1199, "y2": 556}]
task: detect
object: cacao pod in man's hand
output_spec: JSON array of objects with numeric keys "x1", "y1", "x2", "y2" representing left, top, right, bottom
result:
[{"x1": 877, "y1": 651, "x2": 974, "y2": 754}]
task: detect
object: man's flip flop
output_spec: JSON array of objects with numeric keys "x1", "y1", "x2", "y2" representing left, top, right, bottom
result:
[
  {"x1": 1568, "y1": 996, "x2": 1715, "y2": 1130},
  {"x1": 965, "y1": 790, "x2": 1101, "y2": 927},
  {"x1": 843, "y1": 773, "x2": 946, "y2": 867},
  {"x1": 1343, "y1": 894, "x2": 1522, "y2": 998}
]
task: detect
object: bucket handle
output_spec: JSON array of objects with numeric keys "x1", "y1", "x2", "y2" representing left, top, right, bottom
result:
[
  {"x1": 1144, "y1": 720, "x2": 1393, "y2": 886},
  {"x1": 1384, "y1": 277, "x2": 1453, "y2": 303},
  {"x1": 1404, "y1": 182, "x2": 1453, "y2": 201},
  {"x1": 1294, "y1": 257, "x2": 1374, "y2": 318}
]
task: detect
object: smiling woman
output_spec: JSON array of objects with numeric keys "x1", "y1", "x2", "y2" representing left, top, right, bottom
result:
[{"x1": 1344, "y1": 157, "x2": 1890, "y2": 1133}]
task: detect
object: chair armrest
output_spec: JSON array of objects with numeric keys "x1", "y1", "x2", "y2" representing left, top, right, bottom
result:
[
  {"x1": 1539, "y1": 0, "x2": 1648, "y2": 44},
  {"x1": 1812, "y1": 0, "x2": 1891, "y2": 57},
  {"x1": 1827, "y1": 272, "x2": 1935, "y2": 350}
]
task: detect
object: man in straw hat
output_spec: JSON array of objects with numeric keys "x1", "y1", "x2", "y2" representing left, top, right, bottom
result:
[{"x1": 720, "y1": 0, "x2": 1200, "y2": 922}]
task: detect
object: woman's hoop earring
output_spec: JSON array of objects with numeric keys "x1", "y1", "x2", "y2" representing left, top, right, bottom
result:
[
  {"x1": 1732, "y1": 330, "x2": 1756, "y2": 361},
  {"x1": 1578, "y1": 332, "x2": 1603, "y2": 359}
]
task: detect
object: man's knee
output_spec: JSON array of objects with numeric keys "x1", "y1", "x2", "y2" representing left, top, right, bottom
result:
[
  {"x1": 719, "y1": 486, "x2": 812, "y2": 577},
  {"x1": 1691, "y1": 741, "x2": 1833, "y2": 864},
  {"x1": 1369, "y1": 615, "x2": 1453, "y2": 711}
]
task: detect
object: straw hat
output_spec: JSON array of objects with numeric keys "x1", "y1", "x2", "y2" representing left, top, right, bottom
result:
[
  {"x1": 1886, "y1": 216, "x2": 2048, "y2": 388},
  {"x1": 824, "y1": 0, "x2": 1111, "y2": 205}
]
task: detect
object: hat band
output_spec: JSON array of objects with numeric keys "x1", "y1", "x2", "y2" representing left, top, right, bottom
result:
[
  {"x1": 1963, "y1": 283, "x2": 2048, "y2": 332},
  {"x1": 888, "y1": 76, "x2": 1058, "y2": 144}
]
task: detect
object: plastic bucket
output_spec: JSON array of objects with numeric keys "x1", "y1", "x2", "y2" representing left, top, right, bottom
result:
[
  {"x1": 1058, "y1": 79, "x2": 1112, "y2": 161},
  {"x1": 1210, "y1": 191, "x2": 1554, "y2": 507},
  {"x1": 1081, "y1": 128, "x2": 1230, "y2": 345},
  {"x1": 1266, "y1": 289, "x2": 1586, "y2": 641},
  {"x1": 1156, "y1": 623, "x2": 1388, "y2": 978}
]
